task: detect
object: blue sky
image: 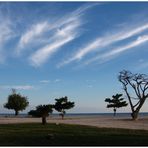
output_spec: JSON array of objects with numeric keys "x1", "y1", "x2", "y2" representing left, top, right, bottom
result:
[{"x1": 0, "y1": 2, "x2": 148, "y2": 113}]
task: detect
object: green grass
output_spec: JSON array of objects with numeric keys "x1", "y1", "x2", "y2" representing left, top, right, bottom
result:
[{"x1": 0, "y1": 123, "x2": 148, "y2": 146}]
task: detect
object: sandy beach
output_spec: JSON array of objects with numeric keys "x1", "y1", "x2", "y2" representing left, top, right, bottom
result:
[{"x1": 0, "y1": 115, "x2": 148, "y2": 130}]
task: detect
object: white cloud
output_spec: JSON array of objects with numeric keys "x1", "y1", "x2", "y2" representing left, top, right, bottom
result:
[
  {"x1": 71, "y1": 3, "x2": 100, "y2": 15},
  {"x1": 56, "y1": 21, "x2": 80, "y2": 38},
  {"x1": 16, "y1": 3, "x2": 98, "y2": 57},
  {"x1": 0, "y1": 19, "x2": 15, "y2": 63},
  {"x1": 0, "y1": 20, "x2": 14, "y2": 45},
  {"x1": 85, "y1": 35, "x2": 148, "y2": 65},
  {"x1": 40, "y1": 79, "x2": 61, "y2": 83},
  {"x1": 29, "y1": 21, "x2": 80, "y2": 67},
  {"x1": 40, "y1": 80, "x2": 50, "y2": 83},
  {"x1": 17, "y1": 21, "x2": 49, "y2": 54},
  {"x1": 0, "y1": 85, "x2": 34, "y2": 90},
  {"x1": 58, "y1": 23, "x2": 148, "y2": 67},
  {"x1": 57, "y1": 39, "x2": 102, "y2": 67},
  {"x1": 29, "y1": 34, "x2": 76, "y2": 67},
  {"x1": 14, "y1": 3, "x2": 99, "y2": 67},
  {"x1": 49, "y1": 3, "x2": 100, "y2": 31},
  {"x1": 54, "y1": 79, "x2": 61, "y2": 83}
]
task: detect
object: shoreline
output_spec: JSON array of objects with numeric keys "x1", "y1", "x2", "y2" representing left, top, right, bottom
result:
[{"x1": 0, "y1": 115, "x2": 148, "y2": 130}]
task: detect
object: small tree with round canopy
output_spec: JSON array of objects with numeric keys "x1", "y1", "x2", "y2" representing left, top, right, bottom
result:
[
  {"x1": 105, "y1": 93, "x2": 128, "y2": 116},
  {"x1": 4, "y1": 89, "x2": 29, "y2": 116},
  {"x1": 28, "y1": 104, "x2": 53, "y2": 125}
]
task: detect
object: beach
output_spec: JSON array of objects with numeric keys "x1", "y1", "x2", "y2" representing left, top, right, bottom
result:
[{"x1": 0, "y1": 115, "x2": 148, "y2": 130}]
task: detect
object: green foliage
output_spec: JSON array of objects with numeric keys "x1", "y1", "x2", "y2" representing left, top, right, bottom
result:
[
  {"x1": 105, "y1": 94, "x2": 128, "y2": 108},
  {"x1": 4, "y1": 89, "x2": 29, "y2": 115},
  {"x1": 28, "y1": 104, "x2": 53, "y2": 117},
  {"x1": 105, "y1": 94, "x2": 128, "y2": 116},
  {"x1": 28, "y1": 110, "x2": 40, "y2": 117},
  {"x1": 28, "y1": 104, "x2": 54, "y2": 124},
  {"x1": 54, "y1": 96, "x2": 75, "y2": 119}
]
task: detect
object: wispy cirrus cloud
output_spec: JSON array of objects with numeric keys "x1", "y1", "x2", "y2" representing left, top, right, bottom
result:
[
  {"x1": 0, "y1": 85, "x2": 34, "y2": 90},
  {"x1": 15, "y1": 3, "x2": 99, "y2": 66},
  {"x1": 0, "y1": 20, "x2": 14, "y2": 45},
  {"x1": 40, "y1": 80, "x2": 51, "y2": 83},
  {"x1": 85, "y1": 35, "x2": 148, "y2": 65},
  {"x1": 0, "y1": 18, "x2": 15, "y2": 63},
  {"x1": 57, "y1": 39, "x2": 102, "y2": 67},
  {"x1": 54, "y1": 79, "x2": 61, "y2": 83},
  {"x1": 48, "y1": 2, "x2": 100, "y2": 31},
  {"x1": 17, "y1": 21, "x2": 49, "y2": 54},
  {"x1": 40, "y1": 79, "x2": 61, "y2": 83},
  {"x1": 58, "y1": 23, "x2": 148, "y2": 67},
  {"x1": 29, "y1": 22, "x2": 78, "y2": 67}
]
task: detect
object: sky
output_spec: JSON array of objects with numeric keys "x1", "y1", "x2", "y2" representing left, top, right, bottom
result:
[{"x1": 0, "y1": 2, "x2": 148, "y2": 114}]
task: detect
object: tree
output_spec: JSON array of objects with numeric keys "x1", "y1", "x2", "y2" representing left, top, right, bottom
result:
[
  {"x1": 4, "y1": 89, "x2": 29, "y2": 116},
  {"x1": 54, "y1": 96, "x2": 75, "y2": 119},
  {"x1": 28, "y1": 104, "x2": 53, "y2": 125},
  {"x1": 105, "y1": 93, "x2": 128, "y2": 116},
  {"x1": 118, "y1": 70, "x2": 148, "y2": 120}
]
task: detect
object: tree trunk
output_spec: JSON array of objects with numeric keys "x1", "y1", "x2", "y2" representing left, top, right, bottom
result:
[
  {"x1": 113, "y1": 108, "x2": 116, "y2": 116},
  {"x1": 131, "y1": 111, "x2": 139, "y2": 120},
  {"x1": 60, "y1": 111, "x2": 65, "y2": 119},
  {"x1": 131, "y1": 99, "x2": 146, "y2": 120},
  {"x1": 15, "y1": 110, "x2": 19, "y2": 116},
  {"x1": 61, "y1": 113, "x2": 64, "y2": 120},
  {"x1": 42, "y1": 116, "x2": 46, "y2": 125}
]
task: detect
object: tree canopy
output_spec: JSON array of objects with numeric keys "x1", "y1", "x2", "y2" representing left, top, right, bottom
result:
[
  {"x1": 54, "y1": 96, "x2": 75, "y2": 119},
  {"x1": 4, "y1": 89, "x2": 29, "y2": 115},
  {"x1": 105, "y1": 93, "x2": 128, "y2": 116},
  {"x1": 28, "y1": 104, "x2": 53, "y2": 124},
  {"x1": 118, "y1": 70, "x2": 148, "y2": 120}
]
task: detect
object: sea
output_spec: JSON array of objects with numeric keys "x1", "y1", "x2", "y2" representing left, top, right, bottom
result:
[{"x1": 0, "y1": 112, "x2": 148, "y2": 118}]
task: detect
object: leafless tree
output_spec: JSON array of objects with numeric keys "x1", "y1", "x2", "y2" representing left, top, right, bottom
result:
[{"x1": 118, "y1": 70, "x2": 148, "y2": 120}]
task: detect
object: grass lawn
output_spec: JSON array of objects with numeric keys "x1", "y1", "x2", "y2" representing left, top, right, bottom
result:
[{"x1": 0, "y1": 123, "x2": 148, "y2": 146}]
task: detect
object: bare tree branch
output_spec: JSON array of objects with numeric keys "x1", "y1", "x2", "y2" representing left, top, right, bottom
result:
[{"x1": 118, "y1": 70, "x2": 148, "y2": 120}]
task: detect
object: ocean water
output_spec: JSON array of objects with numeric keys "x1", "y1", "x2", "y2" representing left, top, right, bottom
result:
[{"x1": 0, "y1": 112, "x2": 148, "y2": 118}]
